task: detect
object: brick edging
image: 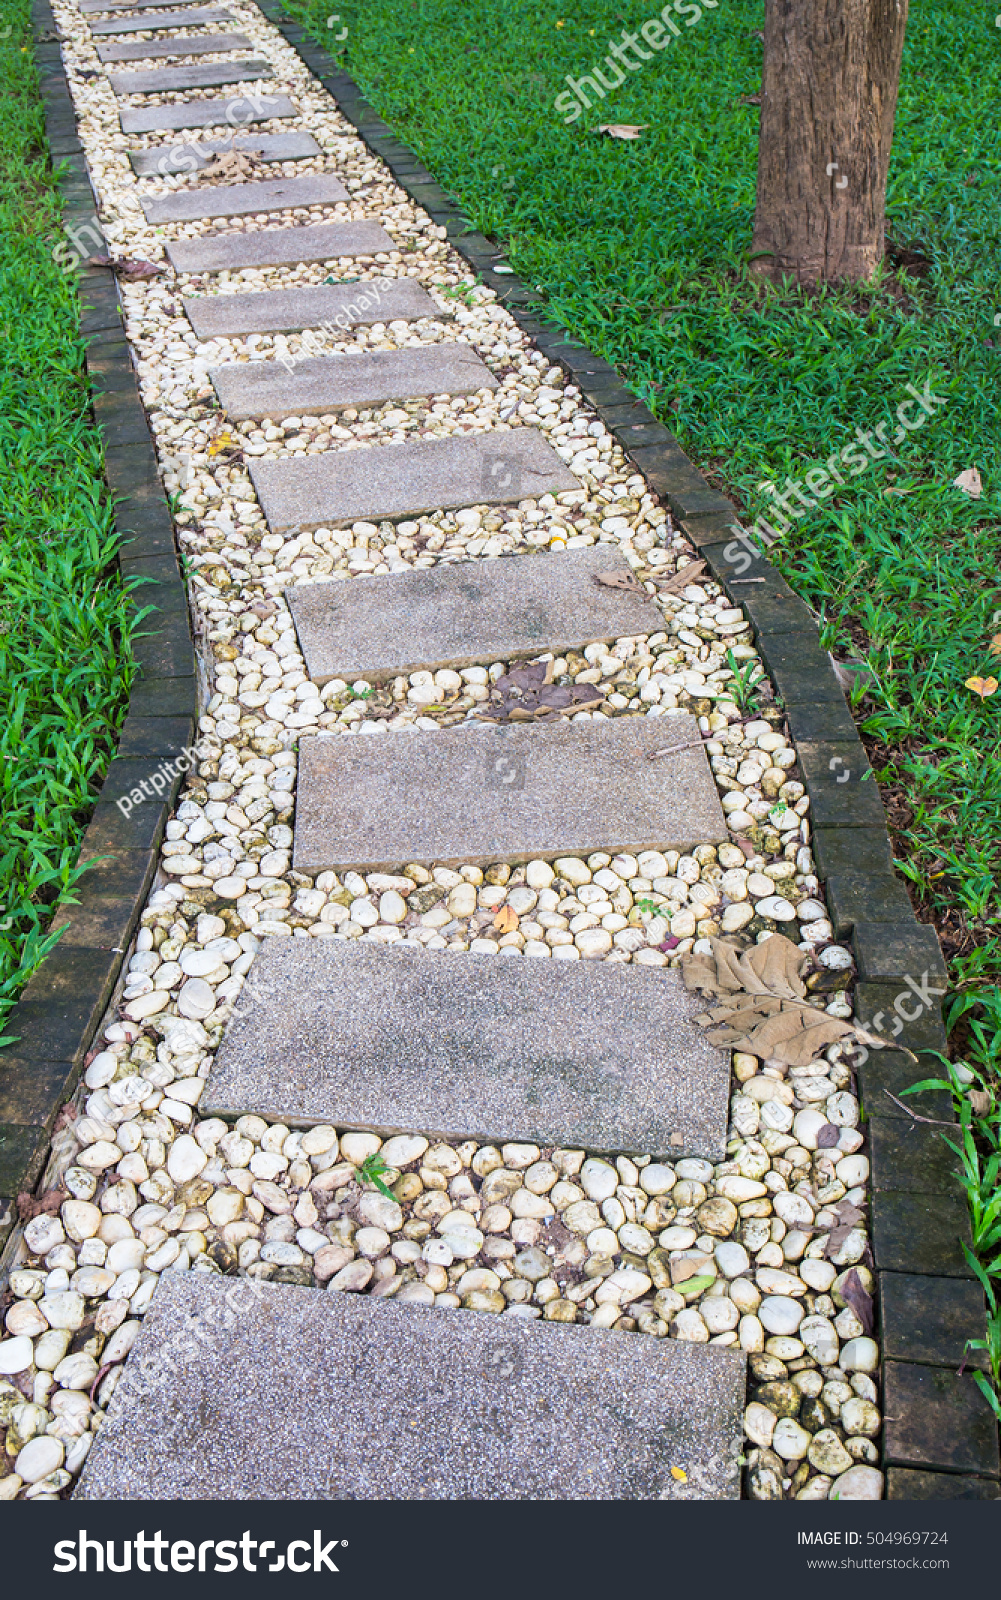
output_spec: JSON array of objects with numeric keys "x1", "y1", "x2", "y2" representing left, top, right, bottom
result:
[
  {"x1": 0, "y1": 3, "x2": 196, "y2": 1252},
  {"x1": 255, "y1": 0, "x2": 998, "y2": 1494}
]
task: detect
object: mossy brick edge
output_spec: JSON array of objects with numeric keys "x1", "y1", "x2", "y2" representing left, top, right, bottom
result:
[{"x1": 1, "y1": 0, "x2": 196, "y2": 1251}]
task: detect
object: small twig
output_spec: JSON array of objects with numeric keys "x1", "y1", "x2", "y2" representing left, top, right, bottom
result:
[
  {"x1": 882, "y1": 1088, "x2": 956, "y2": 1126},
  {"x1": 90, "y1": 1359, "x2": 121, "y2": 1402},
  {"x1": 730, "y1": 577, "x2": 766, "y2": 584},
  {"x1": 646, "y1": 738, "x2": 710, "y2": 761}
]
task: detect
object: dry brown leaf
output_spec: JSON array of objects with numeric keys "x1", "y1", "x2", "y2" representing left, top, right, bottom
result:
[
  {"x1": 594, "y1": 569, "x2": 647, "y2": 595},
  {"x1": 649, "y1": 559, "x2": 707, "y2": 593},
  {"x1": 199, "y1": 149, "x2": 262, "y2": 182},
  {"x1": 965, "y1": 676, "x2": 998, "y2": 700},
  {"x1": 989, "y1": 634, "x2": 1001, "y2": 657},
  {"x1": 953, "y1": 467, "x2": 982, "y2": 498},
  {"x1": 837, "y1": 1267, "x2": 874, "y2": 1333},
  {"x1": 493, "y1": 906, "x2": 519, "y2": 935},
  {"x1": 594, "y1": 123, "x2": 649, "y2": 140},
  {"x1": 683, "y1": 935, "x2": 886, "y2": 1067},
  {"x1": 969, "y1": 1088, "x2": 993, "y2": 1117},
  {"x1": 829, "y1": 653, "x2": 876, "y2": 695}
]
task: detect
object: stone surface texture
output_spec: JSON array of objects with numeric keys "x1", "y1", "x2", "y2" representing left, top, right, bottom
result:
[
  {"x1": 183, "y1": 278, "x2": 437, "y2": 338},
  {"x1": 97, "y1": 32, "x2": 252, "y2": 62},
  {"x1": 166, "y1": 218, "x2": 393, "y2": 273},
  {"x1": 211, "y1": 344, "x2": 496, "y2": 421},
  {"x1": 76, "y1": 1277, "x2": 745, "y2": 1500},
  {"x1": 108, "y1": 61, "x2": 272, "y2": 94},
  {"x1": 293, "y1": 712, "x2": 727, "y2": 873},
  {"x1": 91, "y1": 8, "x2": 235, "y2": 34},
  {"x1": 120, "y1": 92, "x2": 297, "y2": 135},
  {"x1": 130, "y1": 132, "x2": 320, "y2": 174},
  {"x1": 141, "y1": 172, "x2": 348, "y2": 225},
  {"x1": 250, "y1": 428, "x2": 580, "y2": 529},
  {"x1": 205, "y1": 938, "x2": 732, "y2": 1158},
  {"x1": 287, "y1": 545, "x2": 665, "y2": 683}
]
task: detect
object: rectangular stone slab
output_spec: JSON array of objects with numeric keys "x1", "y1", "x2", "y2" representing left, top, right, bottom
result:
[
  {"x1": 129, "y1": 130, "x2": 320, "y2": 173},
  {"x1": 211, "y1": 344, "x2": 497, "y2": 421},
  {"x1": 182, "y1": 278, "x2": 437, "y2": 338},
  {"x1": 251, "y1": 430, "x2": 580, "y2": 531},
  {"x1": 108, "y1": 61, "x2": 272, "y2": 94},
  {"x1": 207, "y1": 939, "x2": 732, "y2": 1157},
  {"x1": 141, "y1": 171, "x2": 347, "y2": 224},
  {"x1": 293, "y1": 712, "x2": 727, "y2": 874},
  {"x1": 97, "y1": 32, "x2": 252, "y2": 61},
  {"x1": 91, "y1": 8, "x2": 234, "y2": 34},
  {"x1": 287, "y1": 545, "x2": 665, "y2": 684},
  {"x1": 76, "y1": 1276, "x2": 745, "y2": 1500},
  {"x1": 120, "y1": 92, "x2": 296, "y2": 134},
  {"x1": 82, "y1": 0, "x2": 215, "y2": 10},
  {"x1": 166, "y1": 217, "x2": 393, "y2": 272}
]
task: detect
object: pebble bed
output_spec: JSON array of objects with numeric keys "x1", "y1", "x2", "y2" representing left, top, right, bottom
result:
[{"x1": 0, "y1": 0, "x2": 884, "y2": 1503}]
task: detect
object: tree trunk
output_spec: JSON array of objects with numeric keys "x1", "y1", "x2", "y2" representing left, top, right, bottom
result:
[{"x1": 750, "y1": 0, "x2": 909, "y2": 285}]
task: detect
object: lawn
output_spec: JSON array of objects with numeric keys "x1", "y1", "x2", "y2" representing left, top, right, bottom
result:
[
  {"x1": 288, "y1": 0, "x2": 1001, "y2": 993},
  {"x1": 0, "y1": 0, "x2": 136, "y2": 1042}
]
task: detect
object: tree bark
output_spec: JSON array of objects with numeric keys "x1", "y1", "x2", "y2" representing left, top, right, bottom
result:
[{"x1": 750, "y1": 0, "x2": 909, "y2": 285}]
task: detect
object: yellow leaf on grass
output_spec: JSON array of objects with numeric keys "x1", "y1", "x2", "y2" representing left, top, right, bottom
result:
[
  {"x1": 493, "y1": 906, "x2": 519, "y2": 934},
  {"x1": 965, "y1": 676, "x2": 998, "y2": 700}
]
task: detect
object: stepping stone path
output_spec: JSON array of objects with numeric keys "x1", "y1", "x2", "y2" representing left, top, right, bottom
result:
[
  {"x1": 14, "y1": 0, "x2": 883, "y2": 1508},
  {"x1": 291, "y1": 714, "x2": 726, "y2": 874},
  {"x1": 250, "y1": 428, "x2": 579, "y2": 528},
  {"x1": 129, "y1": 130, "x2": 320, "y2": 173},
  {"x1": 166, "y1": 217, "x2": 393, "y2": 271},
  {"x1": 182, "y1": 278, "x2": 437, "y2": 338},
  {"x1": 90, "y1": 8, "x2": 236, "y2": 36},
  {"x1": 76, "y1": 1278, "x2": 744, "y2": 1499},
  {"x1": 80, "y1": 0, "x2": 214, "y2": 10},
  {"x1": 139, "y1": 171, "x2": 348, "y2": 224},
  {"x1": 285, "y1": 545, "x2": 664, "y2": 683},
  {"x1": 108, "y1": 60, "x2": 272, "y2": 94},
  {"x1": 205, "y1": 941, "x2": 732, "y2": 1156},
  {"x1": 210, "y1": 344, "x2": 496, "y2": 420},
  {"x1": 120, "y1": 90, "x2": 296, "y2": 134},
  {"x1": 97, "y1": 33, "x2": 253, "y2": 63}
]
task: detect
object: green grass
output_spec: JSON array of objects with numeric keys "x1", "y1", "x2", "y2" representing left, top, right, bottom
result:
[
  {"x1": 289, "y1": 0, "x2": 1001, "y2": 991},
  {"x1": 0, "y1": 1, "x2": 136, "y2": 1042}
]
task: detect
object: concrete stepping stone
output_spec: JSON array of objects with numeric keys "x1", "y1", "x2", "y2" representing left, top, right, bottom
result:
[
  {"x1": 286, "y1": 545, "x2": 665, "y2": 684},
  {"x1": 97, "y1": 32, "x2": 251, "y2": 62},
  {"x1": 90, "y1": 8, "x2": 234, "y2": 34},
  {"x1": 166, "y1": 217, "x2": 393, "y2": 273},
  {"x1": 76, "y1": 1276, "x2": 745, "y2": 1500},
  {"x1": 211, "y1": 344, "x2": 497, "y2": 422},
  {"x1": 81, "y1": 0, "x2": 215, "y2": 10},
  {"x1": 292, "y1": 711, "x2": 726, "y2": 873},
  {"x1": 129, "y1": 131, "x2": 320, "y2": 174},
  {"x1": 139, "y1": 172, "x2": 348, "y2": 224},
  {"x1": 250, "y1": 429, "x2": 579, "y2": 530},
  {"x1": 120, "y1": 92, "x2": 296, "y2": 135},
  {"x1": 183, "y1": 278, "x2": 437, "y2": 338},
  {"x1": 108, "y1": 61, "x2": 272, "y2": 95},
  {"x1": 205, "y1": 940, "x2": 733, "y2": 1158}
]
